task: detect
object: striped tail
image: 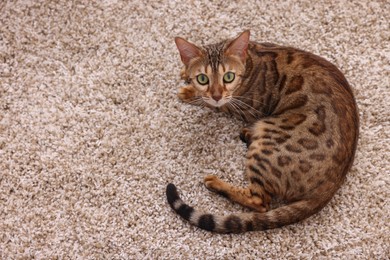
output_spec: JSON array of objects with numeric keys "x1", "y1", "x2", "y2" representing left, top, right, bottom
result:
[{"x1": 166, "y1": 183, "x2": 328, "y2": 233}]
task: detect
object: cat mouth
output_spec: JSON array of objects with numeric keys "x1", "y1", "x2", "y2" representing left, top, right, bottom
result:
[{"x1": 203, "y1": 97, "x2": 228, "y2": 108}]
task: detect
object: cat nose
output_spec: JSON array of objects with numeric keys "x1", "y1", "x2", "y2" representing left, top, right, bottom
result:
[{"x1": 212, "y1": 94, "x2": 222, "y2": 101}]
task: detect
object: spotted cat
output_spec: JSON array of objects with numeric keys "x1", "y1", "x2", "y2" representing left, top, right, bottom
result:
[{"x1": 166, "y1": 30, "x2": 359, "y2": 233}]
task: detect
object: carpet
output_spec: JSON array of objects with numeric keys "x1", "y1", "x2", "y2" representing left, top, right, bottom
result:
[{"x1": 0, "y1": 0, "x2": 389, "y2": 258}]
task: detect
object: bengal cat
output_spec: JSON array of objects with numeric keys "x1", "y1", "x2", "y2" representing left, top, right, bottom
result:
[{"x1": 166, "y1": 30, "x2": 359, "y2": 233}]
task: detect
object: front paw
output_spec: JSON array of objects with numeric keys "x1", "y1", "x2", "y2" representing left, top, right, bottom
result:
[
  {"x1": 178, "y1": 86, "x2": 196, "y2": 102},
  {"x1": 239, "y1": 127, "x2": 252, "y2": 147},
  {"x1": 204, "y1": 175, "x2": 223, "y2": 191}
]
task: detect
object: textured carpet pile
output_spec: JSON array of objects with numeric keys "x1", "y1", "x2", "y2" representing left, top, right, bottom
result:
[{"x1": 0, "y1": 0, "x2": 389, "y2": 258}]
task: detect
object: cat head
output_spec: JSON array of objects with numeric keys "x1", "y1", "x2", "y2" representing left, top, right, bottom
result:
[{"x1": 175, "y1": 31, "x2": 250, "y2": 108}]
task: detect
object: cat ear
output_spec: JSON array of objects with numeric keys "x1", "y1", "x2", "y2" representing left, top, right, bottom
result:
[
  {"x1": 175, "y1": 37, "x2": 203, "y2": 66},
  {"x1": 225, "y1": 30, "x2": 250, "y2": 62}
]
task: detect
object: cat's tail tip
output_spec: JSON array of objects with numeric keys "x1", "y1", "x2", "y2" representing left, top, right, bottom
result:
[
  {"x1": 166, "y1": 183, "x2": 179, "y2": 207},
  {"x1": 166, "y1": 184, "x2": 249, "y2": 233},
  {"x1": 166, "y1": 183, "x2": 195, "y2": 223}
]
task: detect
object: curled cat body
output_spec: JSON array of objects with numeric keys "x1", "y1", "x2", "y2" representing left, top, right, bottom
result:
[{"x1": 166, "y1": 30, "x2": 359, "y2": 233}]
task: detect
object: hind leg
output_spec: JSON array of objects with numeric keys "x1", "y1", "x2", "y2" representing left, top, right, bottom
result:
[{"x1": 204, "y1": 175, "x2": 267, "y2": 212}]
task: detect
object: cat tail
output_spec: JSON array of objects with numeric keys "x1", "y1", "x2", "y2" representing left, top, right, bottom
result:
[{"x1": 166, "y1": 183, "x2": 327, "y2": 233}]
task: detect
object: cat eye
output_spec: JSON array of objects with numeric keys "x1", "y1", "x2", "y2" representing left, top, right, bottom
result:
[
  {"x1": 196, "y1": 74, "x2": 209, "y2": 85},
  {"x1": 223, "y1": 72, "x2": 235, "y2": 83}
]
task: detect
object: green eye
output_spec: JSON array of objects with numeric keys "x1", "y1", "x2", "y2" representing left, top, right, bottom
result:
[
  {"x1": 196, "y1": 74, "x2": 209, "y2": 85},
  {"x1": 223, "y1": 72, "x2": 235, "y2": 83}
]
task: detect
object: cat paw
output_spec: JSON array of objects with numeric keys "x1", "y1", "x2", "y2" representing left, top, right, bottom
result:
[
  {"x1": 204, "y1": 175, "x2": 223, "y2": 191},
  {"x1": 178, "y1": 86, "x2": 196, "y2": 102},
  {"x1": 239, "y1": 128, "x2": 252, "y2": 147},
  {"x1": 247, "y1": 197, "x2": 267, "y2": 213}
]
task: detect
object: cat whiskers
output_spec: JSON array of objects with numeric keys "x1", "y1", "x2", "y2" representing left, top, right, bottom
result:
[
  {"x1": 234, "y1": 94, "x2": 275, "y2": 116},
  {"x1": 227, "y1": 96, "x2": 265, "y2": 120},
  {"x1": 187, "y1": 97, "x2": 207, "y2": 109},
  {"x1": 233, "y1": 94, "x2": 268, "y2": 107},
  {"x1": 226, "y1": 97, "x2": 247, "y2": 122}
]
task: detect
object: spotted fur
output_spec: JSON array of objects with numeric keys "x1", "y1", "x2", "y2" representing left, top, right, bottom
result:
[{"x1": 168, "y1": 30, "x2": 359, "y2": 233}]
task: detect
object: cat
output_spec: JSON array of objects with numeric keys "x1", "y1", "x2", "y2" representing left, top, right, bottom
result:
[{"x1": 166, "y1": 30, "x2": 359, "y2": 233}]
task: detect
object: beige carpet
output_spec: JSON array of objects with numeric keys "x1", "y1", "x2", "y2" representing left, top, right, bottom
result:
[{"x1": 0, "y1": 0, "x2": 389, "y2": 258}]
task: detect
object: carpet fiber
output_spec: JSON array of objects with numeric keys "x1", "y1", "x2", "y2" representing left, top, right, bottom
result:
[{"x1": 0, "y1": 0, "x2": 389, "y2": 258}]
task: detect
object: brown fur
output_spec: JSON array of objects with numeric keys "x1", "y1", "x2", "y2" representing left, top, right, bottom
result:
[{"x1": 166, "y1": 30, "x2": 359, "y2": 233}]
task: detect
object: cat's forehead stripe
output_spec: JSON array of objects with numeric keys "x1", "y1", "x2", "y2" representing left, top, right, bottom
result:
[{"x1": 204, "y1": 41, "x2": 226, "y2": 72}]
